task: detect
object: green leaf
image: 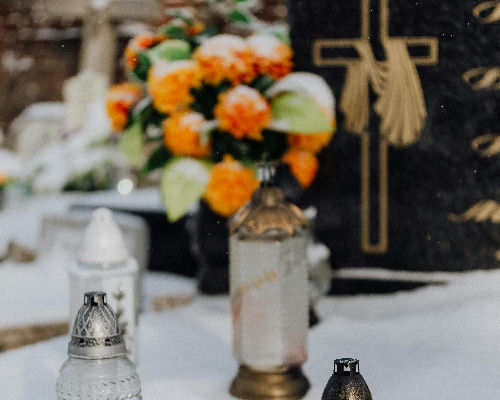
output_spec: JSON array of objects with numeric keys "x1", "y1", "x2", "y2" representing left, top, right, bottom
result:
[
  {"x1": 159, "y1": 24, "x2": 188, "y2": 40},
  {"x1": 229, "y1": 9, "x2": 252, "y2": 23},
  {"x1": 199, "y1": 26, "x2": 217, "y2": 38},
  {"x1": 171, "y1": 11, "x2": 194, "y2": 25},
  {"x1": 146, "y1": 40, "x2": 191, "y2": 63},
  {"x1": 270, "y1": 25, "x2": 291, "y2": 46},
  {"x1": 251, "y1": 75, "x2": 275, "y2": 93},
  {"x1": 270, "y1": 93, "x2": 332, "y2": 134},
  {"x1": 140, "y1": 145, "x2": 172, "y2": 178},
  {"x1": 119, "y1": 121, "x2": 143, "y2": 168},
  {"x1": 161, "y1": 158, "x2": 212, "y2": 222},
  {"x1": 132, "y1": 52, "x2": 152, "y2": 82},
  {"x1": 131, "y1": 97, "x2": 153, "y2": 122}
]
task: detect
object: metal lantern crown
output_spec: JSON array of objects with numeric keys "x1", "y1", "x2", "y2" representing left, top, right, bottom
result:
[
  {"x1": 230, "y1": 176, "x2": 309, "y2": 240},
  {"x1": 69, "y1": 291, "x2": 127, "y2": 359},
  {"x1": 321, "y1": 358, "x2": 373, "y2": 400}
]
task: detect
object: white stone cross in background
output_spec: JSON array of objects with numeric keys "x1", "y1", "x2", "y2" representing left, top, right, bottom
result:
[{"x1": 35, "y1": 0, "x2": 162, "y2": 82}]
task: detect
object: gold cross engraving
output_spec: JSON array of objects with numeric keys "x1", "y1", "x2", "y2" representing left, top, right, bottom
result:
[
  {"x1": 471, "y1": 134, "x2": 500, "y2": 157},
  {"x1": 462, "y1": 67, "x2": 500, "y2": 90},
  {"x1": 449, "y1": 200, "x2": 500, "y2": 224},
  {"x1": 473, "y1": 1, "x2": 500, "y2": 23},
  {"x1": 452, "y1": 3, "x2": 500, "y2": 263},
  {"x1": 448, "y1": 200, "x2": 500, "y2": 262},
  {"x1": 312, "y1": 0, "x2": 438, "y2": 253}
]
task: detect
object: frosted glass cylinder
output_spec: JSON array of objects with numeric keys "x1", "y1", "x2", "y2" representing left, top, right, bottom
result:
[
  {"x1": 68, "y1": 258, "x2": 138, "y2": 362},
  {"x1": 230, "y1": 235, "x2": 308, "y2": 371},
  {"x1": 56, "y1": 356, "x2": 142, "y2": 400}
]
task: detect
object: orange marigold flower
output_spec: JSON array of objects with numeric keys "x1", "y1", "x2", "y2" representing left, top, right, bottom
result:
[
  {"x1": 147, "y1": 60, "x2": 202, "y2": 115},
  {"x1": 193, "y1": 34, "x2": 255, "y2": 85},
  {"x1": 282, "y1": 149, "x2": 319, "y2": 188},
  {"x1": 125, "y1": 32, "x2": 166, "y2": 70},
  {"x1": 187, "y1": 21, "x2": 205, "y2": 36},
  {"x1": 106, "y1": 82, "x2": 143, "y2": 132},
  {"x1": 163, "y1": 111, "x2": 211, "y2": 157},
  {"x1": 214, "y1": 85, "x2": 271, "y2": 141},
  {"x1": 247, "y1": 34, "x2": 293, "y2": 79},
  {"x1": 0, "y1": 172, "x2": 8, "y2": 186},
  {"x1": 287, "y1": 132, "x2": 333, "y2": 153},
  {"x1": 204, "y1": 156, "x2": 259, "y2": 217}
]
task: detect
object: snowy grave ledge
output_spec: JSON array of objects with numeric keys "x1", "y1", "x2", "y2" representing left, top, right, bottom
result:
[
  {"x1": 1, "y1": 269, "x2": 499, "y2": 399},
  {"x1": 1, "y1": 192, "x2": 499, "y2": 399}
]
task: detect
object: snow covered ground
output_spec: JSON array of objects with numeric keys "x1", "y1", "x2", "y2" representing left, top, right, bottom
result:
[
  {"x1": 1, "y1": 268, "x2": 500, "y2": 399},
  {"x1": 1, "y1": 193, "x2": 499, "y2": 399}
]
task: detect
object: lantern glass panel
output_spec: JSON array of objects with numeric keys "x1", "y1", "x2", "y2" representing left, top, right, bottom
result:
[{"x1": 230, "y1": 233, "x2": 308, "y2": 371}]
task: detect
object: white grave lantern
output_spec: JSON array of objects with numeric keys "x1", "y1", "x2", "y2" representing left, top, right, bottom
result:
[
  {"x1": 229, "y1": 169, "x2": 310, "y2": 399},
  {"x1": 68, "y1": 207, "x2": 139, "y2": 361}
]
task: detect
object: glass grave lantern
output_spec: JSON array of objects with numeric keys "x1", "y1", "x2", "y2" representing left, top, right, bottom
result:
[
  {"x1": 69, "y1": 207, "x2": 139, "y2": 361},
  {"x1": 229, "y1": 166, "x2": 310, "y2": 399},
  {"x1": 56, "y1": 291, "x2": 142, "y2": 400}
]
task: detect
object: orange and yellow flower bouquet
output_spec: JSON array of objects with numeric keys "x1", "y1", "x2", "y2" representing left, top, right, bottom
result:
[{"x1": 106, "y1": 18, "x2": 336, "y2": 221}]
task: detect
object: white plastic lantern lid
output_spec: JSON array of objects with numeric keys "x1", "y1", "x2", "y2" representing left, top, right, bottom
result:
[{"x1": 78, "y1": 208, "x2": 128, "y2": 265}]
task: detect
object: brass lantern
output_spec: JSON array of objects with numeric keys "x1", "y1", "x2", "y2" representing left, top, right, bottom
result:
[{"x1": 229, "y1": 170, "x2": 310, "y2": 399}]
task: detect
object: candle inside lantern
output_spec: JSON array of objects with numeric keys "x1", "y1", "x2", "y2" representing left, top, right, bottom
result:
[{"x1": 231, "y1": 235, "x2": 308, "y2": 369}]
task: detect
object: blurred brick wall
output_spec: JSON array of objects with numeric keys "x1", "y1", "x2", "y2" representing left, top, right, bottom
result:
[
  {"x1": 0, "y1": 0, "x2": 286, "y2": 135},
  {"x1": 0, "y1": 0, "x2": 81, "y2": 134}
]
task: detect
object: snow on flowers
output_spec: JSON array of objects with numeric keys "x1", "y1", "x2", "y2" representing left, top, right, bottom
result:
[{"x1": 106, "y1": 18, "x2": 336, "y2": 221}]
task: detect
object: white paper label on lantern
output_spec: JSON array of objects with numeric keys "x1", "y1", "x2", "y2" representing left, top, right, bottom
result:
[
  {"x1": 69, "y1": 259, "x2": 138, "y2": 362},
  {"x1": 230, "y1": 235, "x2": 308, "y2": 371}
]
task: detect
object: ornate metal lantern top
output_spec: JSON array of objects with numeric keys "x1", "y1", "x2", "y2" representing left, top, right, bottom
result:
[
  {"x1": 321, "y1": 358, "x2": 373, "y2": 400},
  {"x1": 229, "y1": 165, "x2": 308, "y2": 240},
  {"x1": 68, "y1": 291, "x2": 127, "y2": 359}
]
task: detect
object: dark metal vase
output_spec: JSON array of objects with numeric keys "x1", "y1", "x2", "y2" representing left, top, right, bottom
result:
[
  {"x1": 322, "y1": 358, "x2": 372, "y2": 400},
  {"x1": 189, "y1": 201, "x2": 230, "y2": 294}
]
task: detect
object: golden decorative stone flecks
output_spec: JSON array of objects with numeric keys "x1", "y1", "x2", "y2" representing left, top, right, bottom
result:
[{"x1": 230, "y1": 365, "x2": 310, "y2": 400}]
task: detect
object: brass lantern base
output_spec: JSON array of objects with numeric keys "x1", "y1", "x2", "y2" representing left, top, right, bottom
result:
[{"x1": 230, "y1": 365, "x2": 310, "y2": 400}]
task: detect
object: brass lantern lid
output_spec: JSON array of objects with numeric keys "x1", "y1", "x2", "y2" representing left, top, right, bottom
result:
[{"x1": 229, "y1": 181, "x2": 308, "y2": 240}]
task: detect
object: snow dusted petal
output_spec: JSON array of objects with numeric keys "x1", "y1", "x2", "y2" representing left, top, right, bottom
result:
[
  {"x1": 161, "y1": 157, "x2": 212, "y2": 222},
  {"x1": 163, "y1": 111, "x2": 211, "y2": 157},
  {"x1": 106, "y1": 82, "x2": 142, "y2": 132},
  {"x1": 214, "y1": 85, "x2": 272, "y2": 141},
  {"x1": 147, "y1": 60, "x2": 202, "y2": 114},
  {"x1": 267, "y1": 72, "x2": 335, "y2": 121},
  {"x1": 166, "y1": 157, "x2": 210, "y2": 183},
  {"x1": 194, "y1": 34, "x2": 255, "y2": 85},
  {"x1": 247, "y1": 34, "x2": 293, "y2": 79},
  {"x1": 0, "y1": 149, "x2": 22, "y2": 179}
]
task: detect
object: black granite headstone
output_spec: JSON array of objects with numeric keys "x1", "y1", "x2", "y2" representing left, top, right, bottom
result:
[{"x1": 288, "y1": 0, "x2": 500, "y2": 270}]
